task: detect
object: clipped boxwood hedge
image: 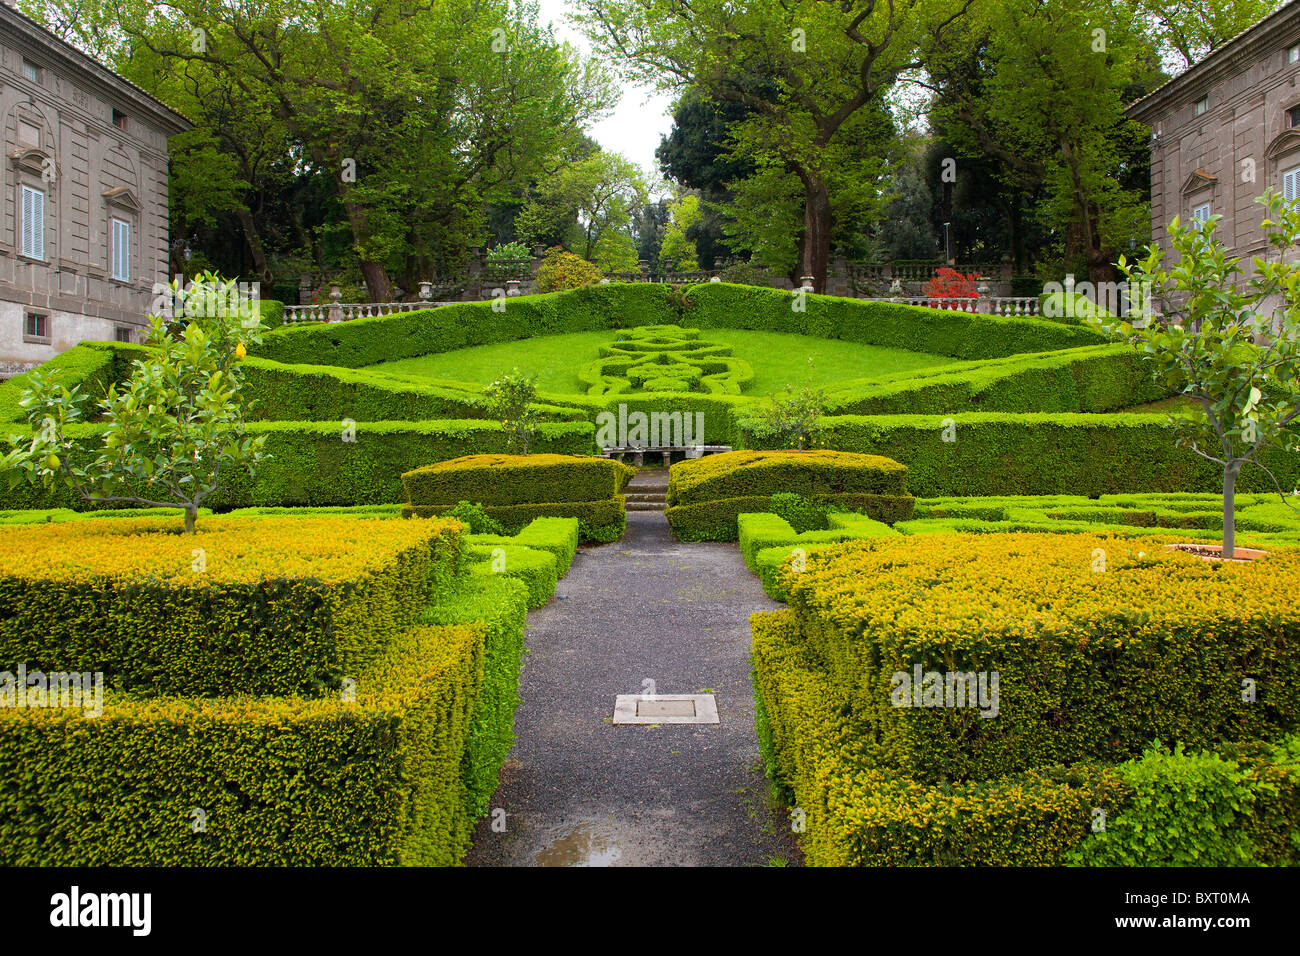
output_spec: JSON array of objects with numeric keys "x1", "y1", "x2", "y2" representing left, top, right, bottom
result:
[
  {"x1": 0, "y1": 420, "x2": 595, "y2": 511},
  {"x1": 255, "y1": 283, "x2": 680, "y2": 368},
  {"x1": 403, "y1": 453, "x2": 633, "y2": 506},
  {"x1": 418, "y1": 575, "x2": 530, "y2": 820},
  {"x1": 753, "y1": 607, "x2": 1300, "y2": 866},
  {"x1": 241, "y1": 357, "x2": 584, "y2": 424},
  {"x1": 778, "y1": 532, "x2": 1300, "y2": 784},
  {"x1": 668, "y1": 450, "x2": 909, "y2": 505},
  {"x1": 736, "y1": 412, "x2": 1300, "y2": 498},
  {"x1": 0, "y1": 516, "x2": 462, "y2": 697},
  {"x1": 406, "y1": 496, "x2": 625, "y2": 544},
  {"x1": 752, "y1": 608, "x2": 1127, "y2": 865},
  {"x1": 821, "y1": 344, "x2": 1172, "y2": 415},
  {"x1": 402, "y1": 454, "x2": 631, "y2": 542},
  {"x1": 0, "y1": 618, "x2": 485, "y2": 866},
  {"x1": 681, "y1": 282, "x2": 1106, "y2": 358},
  {"x1": 665, "y1": 450, "x2": 914, "y2": 541}
]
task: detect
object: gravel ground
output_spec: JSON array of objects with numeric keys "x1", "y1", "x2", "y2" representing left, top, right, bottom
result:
[{"x1": 465, "y1": 509, "x2": 802, "y2": 867}]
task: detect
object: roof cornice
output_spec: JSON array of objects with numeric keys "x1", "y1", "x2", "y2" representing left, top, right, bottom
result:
[
  {"x1": 1127, "y1": 1, "x2": 1300, "y2": 123},
  {"x1": 0, "y1": 4, "x2": 191, "y2": 134}
]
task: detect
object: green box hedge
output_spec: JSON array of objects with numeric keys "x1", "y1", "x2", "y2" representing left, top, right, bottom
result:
[
  {"x1": 735, "y1": 412, "x2": 1300, "y2": 497},
  {"x1": 752, "y1": 608, "x2": 1300, "y2": 866},
  {"x1": 255, "y1": 283, "x2": 680, "y2": 368},
  {"x1": 669, "y1": 493, "x2": 914, "y2": 543},
  {"x1": 418, "y1": 575, "x2": 530, "y2": 820},
  {"x1": 752, "y1": 608, "x2": 1126, "y2": 865},
  {"x1": 0, "y1": 516, "x2": 462, "y2": 697},
  {"x1": 822, "y1": 344, "x2": 1172, "y2": 415},
  {"x1": 681, "y1": 282, "x2": 1106, "y2": 359},
  {"x1": 406, "y1": 496, "x2": 625, "y2": 544},
  {"x1": 667, "y1": 450, "x2": 909, "y2": 506},
  {"x1": 0, "y1": 420, "x2": 596, "y2": 511},
  {"x1": 665, "y1": 450, "x2": 913, "y2": 540},
  {"x1": 468, "y1": 516, "x2": 580, "y2": 576},
  {"x1": 241, "y1": 357, "x2": 584, "y2": 424},
  {"x1": 402, "y1": 453, "x2": 634, "y2": 506}
]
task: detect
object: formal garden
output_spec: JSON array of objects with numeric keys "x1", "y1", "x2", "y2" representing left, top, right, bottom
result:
[{"x1": 0, "y1": 192, "x2": 1298, "y2": 868}]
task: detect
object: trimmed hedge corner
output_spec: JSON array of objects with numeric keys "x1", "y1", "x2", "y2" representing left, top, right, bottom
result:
[
  {"x1": 665, "y1": 450, "x2": 914, "y2": 541},
  {"x1": 402, "y1": 454, "x2": 631, "y2": 542}
]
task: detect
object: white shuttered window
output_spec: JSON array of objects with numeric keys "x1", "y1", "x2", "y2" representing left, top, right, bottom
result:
[
  {"x1": 20, "y1": 185, "x2": 44, "y2": 260},
  {"x1": 1283, "y1": 167, "x2": 1300, "y2": 204},
  {"x1": 111, "y1": 218, "x2": 130, "y2": 281}
]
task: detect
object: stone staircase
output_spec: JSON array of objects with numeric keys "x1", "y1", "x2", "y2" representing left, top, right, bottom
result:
[{"x1": 625, "y1": 468, "x2": 669, "y2": 513}]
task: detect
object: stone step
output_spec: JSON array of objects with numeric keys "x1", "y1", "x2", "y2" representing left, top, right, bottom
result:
[
  {"x1": 627, "y1": 501, "x2": 667, "y2": 512},
  {"x1": 625, "y1": 492, "x2": 667, "y2": 502}
]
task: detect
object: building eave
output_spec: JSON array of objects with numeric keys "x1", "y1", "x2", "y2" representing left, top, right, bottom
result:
[
  {"x1": 0, "y1": 4, "x2": 192, "y2": 135},
  {"x1": 1127, "y1": 0, "x2": 1300, "y2": 123}
]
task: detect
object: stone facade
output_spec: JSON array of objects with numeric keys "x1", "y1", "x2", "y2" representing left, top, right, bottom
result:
[
  {"x1": 0, "y1": 2, "x2": 188, "y2": 376},
  {"x1": 1128, "y1": 1, "x2": 1300, "y2": 282}
]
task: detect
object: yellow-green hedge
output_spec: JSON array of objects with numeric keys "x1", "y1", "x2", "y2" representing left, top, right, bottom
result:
[
  {"x1": 0, "y1": 619, "x2": 483, "y2": 866},
  {"x1": 405, "y1": 496, "x2": 626, "y2": 543},
  {"x1": 777, "y1": 532, "x2": 1300, "y2": 784},
  {"x1": 751, "y1": 608, "x2": 1128, "y2": 865},
  {"x1": 402, "y1": 453, "x2": 634, "y2": 506},
  {"x1": 0, "y1": 516, "x2": 463, "y2": 697}
]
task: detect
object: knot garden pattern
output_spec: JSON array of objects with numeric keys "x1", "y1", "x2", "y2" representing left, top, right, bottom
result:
[{"x1": 578, "y1": 325, "x2": 754, "y2": 396}]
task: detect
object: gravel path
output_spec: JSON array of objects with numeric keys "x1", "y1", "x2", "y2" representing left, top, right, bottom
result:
[{"x1": 465, "y1": 508, "x2": 801, "y2": 867}]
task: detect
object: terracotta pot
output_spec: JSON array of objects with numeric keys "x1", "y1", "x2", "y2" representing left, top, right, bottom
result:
[{"x1": 1165, "y1": 543, "x2": 1268, "y2": 563}]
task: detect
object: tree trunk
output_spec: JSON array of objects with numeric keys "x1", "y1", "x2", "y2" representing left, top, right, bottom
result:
[
  {"x1": 185, "y1": 505, "x2": 198, "y2": 535},
  {"x1": 235, "y1": 205, "x2": 274, "y2": 287},
  {"x1": 1223, "y1": 461, "x2": 1242, "y2": 558},
  {"x1": 339, "y1": 196, "x2": 393, "y2": 302},
  {"x1": 800, "y1": 178, "x2": 832, "y2": 294}
]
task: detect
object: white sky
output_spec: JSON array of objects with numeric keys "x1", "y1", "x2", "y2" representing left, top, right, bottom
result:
[{"x1": 537, "y1": 0, "x2": 675, "y2": 194}]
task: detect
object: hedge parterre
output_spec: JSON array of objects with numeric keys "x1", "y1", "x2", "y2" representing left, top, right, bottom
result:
[
  {"x1": 774, "y1": 532, "x2": 1300, "y2": 784},
  {"x1": 0, "y1": 516, "x2": 462, "y2": 697}
]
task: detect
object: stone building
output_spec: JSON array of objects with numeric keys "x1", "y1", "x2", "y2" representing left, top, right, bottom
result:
[
  {"x1": 1127, "y1": 0, "x2": 1300, "y2": 286},
  {"x1": 0, "y1": 1, "x2": 189, "y2": 377}
]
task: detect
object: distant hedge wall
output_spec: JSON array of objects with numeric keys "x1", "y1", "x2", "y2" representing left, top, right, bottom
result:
[
  {"x1": 0, "y1": 420, "x2": 595, "y2": 511},
  {"x1": 821, "y1": 344, "x2": 1172, "y2": 415},
  {"x1": 736, "y1": 412, "x2": 1300, "y2": 497},
  {"x1": 680, "y1": 283, "x2": 1107, "y2": 359},
  {"x1": 255, "y1": 283, "x2": 680, "y2": 367}
]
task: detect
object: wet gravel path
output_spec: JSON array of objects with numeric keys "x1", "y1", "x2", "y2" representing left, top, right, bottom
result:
[{"x1": 465, "y1": 509, "x2": 801, "y2": 867}]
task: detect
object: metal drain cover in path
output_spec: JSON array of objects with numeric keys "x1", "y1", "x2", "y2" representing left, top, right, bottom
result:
[{"x1": 612, "y1": 694, "x2": 719, "y2": 725}]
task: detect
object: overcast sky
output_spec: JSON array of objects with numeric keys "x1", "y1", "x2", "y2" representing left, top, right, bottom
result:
[{"x1": 536, "y1": 0, "x2": 675, "y2": 193}]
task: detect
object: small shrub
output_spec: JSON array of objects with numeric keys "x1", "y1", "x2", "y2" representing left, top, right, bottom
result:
[
  {"x1": 922, "y1": 267, "x2": 978, "y2": 299},
  {"x1": 481, "y1": 368, "x2": 540, "y2": 454},
  {"x1": 445, "y1": 500, "x2": 506, "y2": 535},
  {"x1": 534, "y1": 246, "x2": 604, "y2": 293}
]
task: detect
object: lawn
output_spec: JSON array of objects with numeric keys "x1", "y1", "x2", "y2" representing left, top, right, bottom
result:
[{"x1": 364, "y1": 329, "x2": 957, "y2": 397}]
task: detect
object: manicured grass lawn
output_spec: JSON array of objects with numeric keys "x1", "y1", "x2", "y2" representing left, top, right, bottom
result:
[{"x1": 365, "y1": 329, "x2": 956, "y2": 397}]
